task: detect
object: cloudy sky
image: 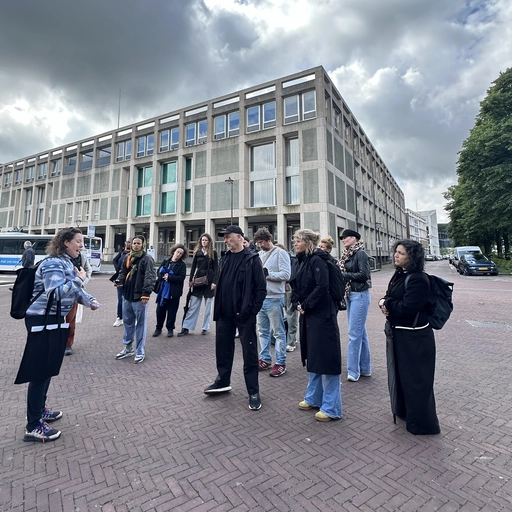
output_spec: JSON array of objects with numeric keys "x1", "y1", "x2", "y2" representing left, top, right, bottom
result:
[{"x1": 1, "y1": 0, "x2": 511, "y2": 222}]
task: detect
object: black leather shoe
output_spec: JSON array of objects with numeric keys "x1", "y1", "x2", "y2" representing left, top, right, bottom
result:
[
  {"x1": 152, "y1": 329, "x2": 162, "y2": 337},
  {"x1": 167, "y1": 330, "x2": 174, "y2": 338},
  {"x1": 177, "y1": 329, "x2": 189, "y2": 337}
]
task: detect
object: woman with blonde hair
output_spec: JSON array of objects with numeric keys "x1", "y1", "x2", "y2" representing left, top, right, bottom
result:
[
  {"x1": 318, "y1": 236, "x2": 335, "y2": 254},
  {"x1": 291, "y1": 229, "x2": 342, "y2": 421},
  {"x1": 178, "y1": 233, "x2": 219, "y2": 336}
]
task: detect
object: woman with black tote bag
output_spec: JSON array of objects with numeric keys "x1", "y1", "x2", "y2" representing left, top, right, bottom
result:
[{"x1": 15, "y1": 228, "x2": 100, "y2": 443}]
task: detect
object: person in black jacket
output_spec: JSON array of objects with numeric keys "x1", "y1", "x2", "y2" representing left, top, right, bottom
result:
[
  {"x1": 177, "y1": 233, "x2": 218, "y2": 336},
  {"x1": 292, "y1": 229, "x2": 342, "y2": 422},
  {"x1": 204, "y1": 225, "x2": 267, "y2": 411},
  {"x1": 338, "y1": 229, "x2": 372, "y2": 382},
  {"x1": 152, "y1": 244, "x2": 187, "y2": 338},
  {"x1": 21, "y1": 241, "x2": 36, "y2": 268},
  {"x1": 114, "y1": 236, "x2": 156, "y2": 364},
  {"x1": 112, "y1": 238, "x2": 131, "y2": 327},
  {"x1": 379, "y1": 240, "x2": 440, "y2": 435}
]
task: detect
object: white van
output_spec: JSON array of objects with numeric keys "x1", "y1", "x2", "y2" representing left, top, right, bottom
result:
[{"x1": 452, "y1": 246, "x2": 482, "y2": 266}]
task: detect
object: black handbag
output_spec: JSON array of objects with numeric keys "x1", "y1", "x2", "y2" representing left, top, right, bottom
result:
[
  {"x1": 192, "y1": 275, "x2": 208, "y2": 287},
  {"x1": 14, "y1": 292, "x2": 69, "y2": 384}
]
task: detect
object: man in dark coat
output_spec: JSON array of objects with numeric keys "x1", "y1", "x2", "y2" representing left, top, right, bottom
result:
[{"x1": 204, "y1": 225, "x2": 267, "y2": 411}]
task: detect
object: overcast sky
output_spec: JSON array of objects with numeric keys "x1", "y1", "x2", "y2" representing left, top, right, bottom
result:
[{"x1": 1, "y1": 0, "x2": 511, "y2": 222}]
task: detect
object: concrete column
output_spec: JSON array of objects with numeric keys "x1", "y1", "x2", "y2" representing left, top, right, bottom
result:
[
  {"x1": 176, "y1": 220, "x2": 185, "y2": 247},
  {"x1": 239, "y1": 216, "x2": 249, "y2": 237},
  {"x1": 276, "y1": 213, "x2": 286, "y2": 246}
]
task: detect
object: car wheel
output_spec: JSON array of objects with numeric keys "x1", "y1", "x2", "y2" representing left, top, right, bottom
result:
[{"x1": 463, "y1": 268, "x2": 470, "y2": 276}]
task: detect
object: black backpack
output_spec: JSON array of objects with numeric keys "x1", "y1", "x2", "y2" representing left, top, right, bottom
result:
[
  {"x1": 325, "y1": 257, "x2": 346, "y2": 309},
  {"x1": 405, "y1": 273, "x2": 454, "y2": 330},
  {"x1": 10, "y1": 260, "x2": 45, "y2": 319}
]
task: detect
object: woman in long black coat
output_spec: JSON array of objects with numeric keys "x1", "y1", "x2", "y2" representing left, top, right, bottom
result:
[
  {"x1": 291, "y1": 229, "x2": 342, "y2": 422},
  {"x1": 379, "y1": 239, "x2": 440, "y2": 435}
]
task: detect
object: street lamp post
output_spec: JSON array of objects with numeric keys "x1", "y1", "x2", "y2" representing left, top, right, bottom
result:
[
  {"x1": 225, "y1": 177, "x2": 234, "y2": 226},
  {"x1": 375, "y1": 222, "x2": 382, "y2": 269}
]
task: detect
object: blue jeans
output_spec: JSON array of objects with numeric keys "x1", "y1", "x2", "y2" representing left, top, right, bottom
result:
[
  {"x1": 258, "y1": 297, "x2": 287, "y2": 366},
  {"x1": 304, "y1": 373, "x2": 342, "y2": 419},
  {"x1": 183, "y1": 295, "x2": 213, "y2": 331},
  {"x1": 122, "y1": 299, "x2": 149, "y2": 356},
  {"x1": 346, "y1": 290, "x2": 371, "y2": 379}
]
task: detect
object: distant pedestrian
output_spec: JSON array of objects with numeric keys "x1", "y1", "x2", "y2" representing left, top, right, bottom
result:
[
  {"x1": 379, "y1": 239, "x2": 440, "y2": 435},
  {"x1": 204, "y1": 225, "x2": 266, "y2": 411},
  {"x1": 178, "y1": 234, "x2": 218, "y2": 337},
  {"x1": 112, "y1": 239, "x2": 132, "y2": 327},
  {"x1": 152, "y1": 244, "x2": 187, "y2": 338},
  {"x1": 115, "y1": 236, "x2": 156, "y2": 364},
  {"x1": 15, "y1": 227, "x2": 100, "y2": 442},
  {"x1": 21, "y1": 241, "x2": 35, "y2": 268}
]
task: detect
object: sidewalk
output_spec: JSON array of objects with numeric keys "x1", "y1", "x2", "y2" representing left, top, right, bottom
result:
[{"x1": 0, "y1": 262, "x2": 511, "y2": 511}]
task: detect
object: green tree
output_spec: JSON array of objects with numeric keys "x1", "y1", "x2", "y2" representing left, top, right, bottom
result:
[{"x1": 446, "y1": 68, "x2": 512, "y2": 256}]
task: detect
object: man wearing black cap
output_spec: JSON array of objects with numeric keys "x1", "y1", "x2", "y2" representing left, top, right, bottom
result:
[{"x1": 204, "y1": 225, "x2": 267, "y2": 410}]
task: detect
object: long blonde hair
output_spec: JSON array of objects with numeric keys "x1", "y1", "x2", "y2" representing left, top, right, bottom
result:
[{"x1": 194, "y1": 233, "x2": 214, "y2": 260}]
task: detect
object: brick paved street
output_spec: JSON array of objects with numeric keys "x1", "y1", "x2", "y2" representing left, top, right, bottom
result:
[{"x1": 0, "y1": 261, "x2": 511, "y2": 511}]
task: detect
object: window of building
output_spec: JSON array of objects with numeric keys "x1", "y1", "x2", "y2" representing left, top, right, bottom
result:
[
  {"x1": 161, "y1": 191, "x2": 176, "y2": 214},
  {"x1": 284, "y1": 91, "x2": 316, "y2": 124},
  {"x1": 247, "y1": 101, "x2": 276, "y2": 133},
  {"x1": 184, "y1": 189, "x2": 191, "y2": 212},
  {"x1": 332, "y1": 104, "x2": 341, "y2": 133},
  {"x1": 26, "y1": 166, "x2": 35, "y2": 182},
  {"x1": 186, "y1": 120, "x2": 207, "y2": 147},
  {"x1": 80, "y1": 151, "x2": 93, "y2": 171},
  {"x1": 51, "y1": 159, "x2": 62, "y2": 176},
  {"x1": 161, "y1": 162, "x2": 177, "y2": 184},
  {"x1": 160, "y1": 127, "x2": 179, "y2": 152},
  {"x1": 214, "y1": 115, "x2": 226, "y2": 140},
  {"x1": 185, "y1": 158, "x2": 192, "y2": 181},
  {"x1": 116, "y1": 140, "x2": 132, "y2": 162},
  {"x1": 137, "y1": 166, "x2": 153, "y2": 188},
  {"x1": 4, "y1": 172, "x2": 12, "y2": 187},
  {"x1": 286, "y1": 175, "x2": 300, "y2": 204},
  {"x1": 136, "y1": 134, "x2": 154, "y2": 158},
  {"x1": 251, "y1": 142, "x2": 276, "y2": 172},
  {"x1": 36, "y1": 208, "x2": 44, "y2": 226},
  {"x1": 37, "y1": 187, "x2": 45, "y2": 203},
  {"x1": 135, "y1": 194, "x2": 152, "y2": 216},
  {"x1": 285, "y1": 138, "x2": 300, "y2": 205},
  {"x1": 37, "y1": 163, "x2": 48, "y2": 180},
  {"x1": 65, "y1": 155, "x2": 77, "y2": 174},
  {"x1": 97, "y1": 147, "x2": 111, "y2": 167},
  {"x1": 250, "y1": 179, "x2": 275, "y2": 207},
  {"x1": 15, "y1": 170, "x2": 22, "y2": 185}
]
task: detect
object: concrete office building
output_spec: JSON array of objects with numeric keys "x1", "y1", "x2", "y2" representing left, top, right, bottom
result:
[
  {"x1": 417, "y1": 209, "x2": 440, "y2": 257},
  {"x1": 406, "y1": 209, "x2": 429, "y2": 249},
  {"x1": 0, "y1": 66, "x2": 406, "y2": 262}
]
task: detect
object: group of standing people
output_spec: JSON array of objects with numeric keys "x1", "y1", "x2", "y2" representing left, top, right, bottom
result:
[{"x1": 14, "y1": 223, "x2": 440, "y2": 443}]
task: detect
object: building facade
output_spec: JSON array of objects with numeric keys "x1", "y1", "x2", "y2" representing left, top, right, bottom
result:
[
  {"x1": 0, "y1": 66, "x2": 406, "y2": 262},
  {"x1": 417, "y1": 209, "x2": 440, "y2": 256},
  {"x1": 406, "y1": 209, "x2": 429, "y2": 249}
]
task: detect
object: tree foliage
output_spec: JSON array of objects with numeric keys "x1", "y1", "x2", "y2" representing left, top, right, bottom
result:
[{"x1": 445, "y1": 68, "x2": 512, "y2": 256}]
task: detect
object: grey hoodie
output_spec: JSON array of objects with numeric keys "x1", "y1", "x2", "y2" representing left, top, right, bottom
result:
[{"x1": 259, "y1": 246, "x2": 291, "y2": 298}]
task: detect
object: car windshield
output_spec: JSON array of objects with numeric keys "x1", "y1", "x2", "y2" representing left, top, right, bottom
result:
[{"x1": 466, "y1": 252, "x2": 489, "y2": 262}]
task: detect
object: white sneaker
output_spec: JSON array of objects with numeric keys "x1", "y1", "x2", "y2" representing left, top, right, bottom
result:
[
  {"x1": 286, "y1": 345, "x2": 296, "y2": 352},
  {"x1": 113, "y1": 317, "x2": 123, "y2": 327}
]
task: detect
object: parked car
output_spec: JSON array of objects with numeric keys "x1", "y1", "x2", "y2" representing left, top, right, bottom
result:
[
  {"x1": 425, "y1": 254, "x2": 435, "y2": 261},
  {"x1": 448, "y1": 253, "x2": 455, "y2": 265},
  {"x1": 457, "y1": 253, "x2": 499, "y2": 276}
]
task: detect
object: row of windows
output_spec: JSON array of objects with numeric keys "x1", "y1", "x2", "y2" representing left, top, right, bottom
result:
[{"x1": 115, "y1": 92, "x2": 316, "y2": 162}]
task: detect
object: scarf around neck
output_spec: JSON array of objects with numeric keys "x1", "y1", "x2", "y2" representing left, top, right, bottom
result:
[
  {"x1": 126, "y1": 249, "x2": 144, "y2": 280},
  {"x1": 338, "y1": 240, "x2": 365, "y2": 296}
]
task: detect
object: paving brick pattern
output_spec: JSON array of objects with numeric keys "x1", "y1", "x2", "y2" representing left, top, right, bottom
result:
[{"x1": 0, "y1": 261, "x2": 511, "y2": 511}]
